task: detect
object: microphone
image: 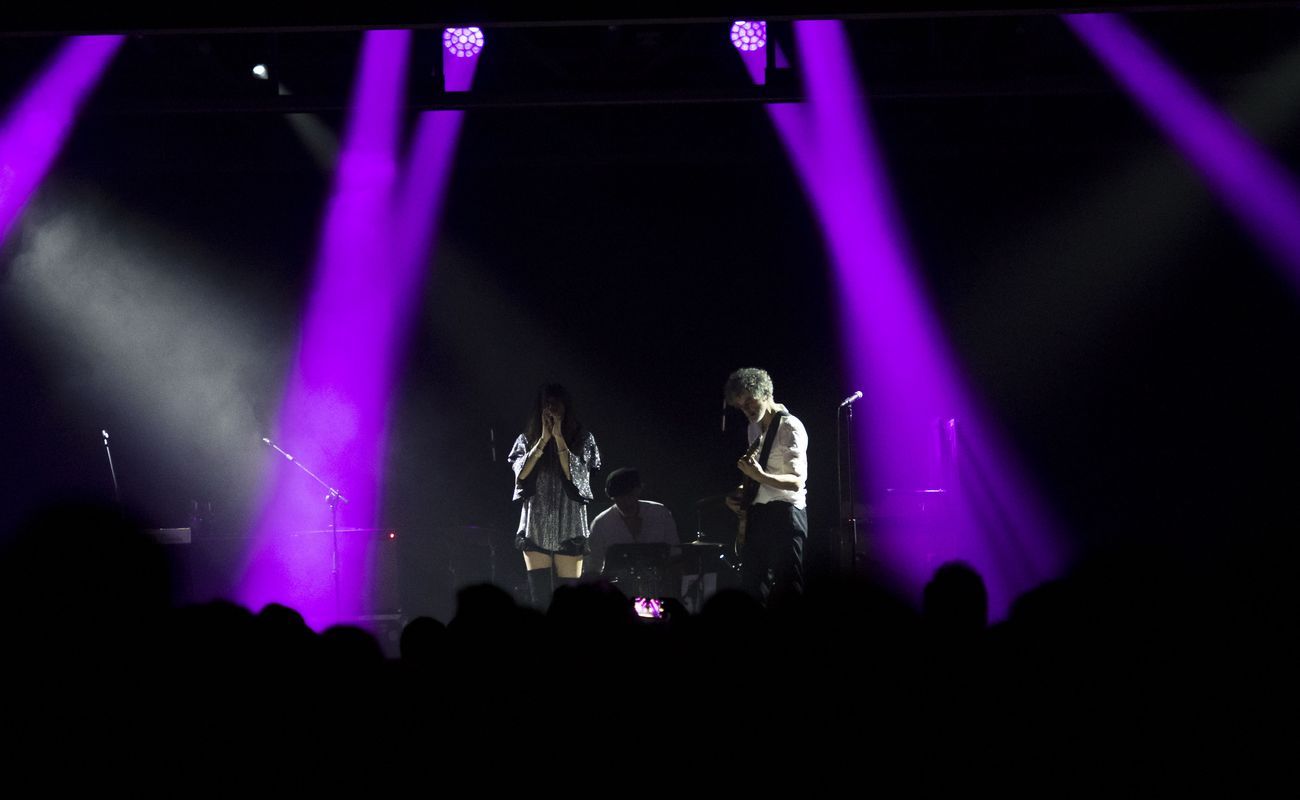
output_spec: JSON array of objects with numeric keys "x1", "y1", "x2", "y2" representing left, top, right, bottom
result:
[
  {"x1": 101, "y1": 429, "x2": 120, "y2": 504},
  {"x1": 261, "y1": 437, "x2": 292, "y2": 460},
  {"x1": 839, "y1": 391, "x2": 863, "y2": 408}
]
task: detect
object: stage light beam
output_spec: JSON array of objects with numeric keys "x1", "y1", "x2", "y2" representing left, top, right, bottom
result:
[
  {"x1": 441, "y1": 27, "x2": 485, "y2": 93},
  {"x1": 730, "y1": 21, "x2": 769, "y2": 86},
  {"x1": 0, "y1": 35, "x2": 124, "y2": 249},
  {"x1": 1067, "y1": 12, "x2": 1300, "y2": 294},
  {"x1": 768, "y1": 21, "x2": 1066, "y2": 618},
  {"x1": 243, "y1": 30, "x2": 467, "y2": 630}
]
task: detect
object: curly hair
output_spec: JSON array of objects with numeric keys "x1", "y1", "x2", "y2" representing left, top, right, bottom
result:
[{"x1": 724, "y1": 367, "x2": 774, "y2": 404}]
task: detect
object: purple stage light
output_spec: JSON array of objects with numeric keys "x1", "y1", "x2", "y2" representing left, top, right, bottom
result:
[
  {"x1": 768, "y1": 21, "x2": 1066, "y2": 618},
  {"x1": 730, "y1": 21, "x2": 768, "y2": 85},
  {"x1": 243, "y1": 30, "x2": 466, "y2": 630},
  {"x1": 442, "y1": 27, "x2": 484, "y2": 92},
  {"x1": 0, "y1": 35, "x2": 124, "y2": 248},
  {"x1": 1067, "y1": 13, "x2": 1300, "y2": 294},
  {"x1": 731, "y1": 21, "x2": 767, "y2": 52},
  {"x1": 443, "y1": 27, "x2": 485, "y2": 58}
]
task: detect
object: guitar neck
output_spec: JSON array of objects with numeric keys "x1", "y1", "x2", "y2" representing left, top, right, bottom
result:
[{"x1": 740, "y1": 435, "x2": 764, "y2": 506}]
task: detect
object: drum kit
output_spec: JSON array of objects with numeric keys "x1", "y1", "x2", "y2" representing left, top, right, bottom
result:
[{"x1": 601, "y1": 493, "x2": 740, "y2": 613}]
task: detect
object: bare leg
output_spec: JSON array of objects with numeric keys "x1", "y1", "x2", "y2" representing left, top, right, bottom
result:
[
  {"x1": 523, "y1": 551, "x2": 553, "y2": 572},
  {"x1": 553, "y1": 554, "x2": 584, "y2": 579}
]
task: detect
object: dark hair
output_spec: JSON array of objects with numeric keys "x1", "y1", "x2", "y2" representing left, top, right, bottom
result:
[
  {"x1": 525, "y1": 382, "x2": 584, "y2": 444},
  {"x1": 605, "y1": 467, "x2": 642, "y2": 499}
]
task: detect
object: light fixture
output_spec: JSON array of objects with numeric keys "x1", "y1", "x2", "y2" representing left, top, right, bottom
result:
[
  {"x1": 730, "y1": 21, "x2": 767, "y2": 52},
  {"x1": 443, "y1": 27, "x2": 485, "y2": 58}
]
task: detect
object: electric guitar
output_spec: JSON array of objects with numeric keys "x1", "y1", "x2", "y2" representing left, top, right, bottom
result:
[{"x1": 731, "y1": 412, "x2": 785, "y2": 558}]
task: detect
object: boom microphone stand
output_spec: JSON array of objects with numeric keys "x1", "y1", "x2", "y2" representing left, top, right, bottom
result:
[{"x1": 262, "y1": 437, "x2": 349, "y2": 621}]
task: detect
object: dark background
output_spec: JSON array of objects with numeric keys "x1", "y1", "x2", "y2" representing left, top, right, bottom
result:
[{"x1": 2, "y1": 11, "x2": 1297, "y2": 611}]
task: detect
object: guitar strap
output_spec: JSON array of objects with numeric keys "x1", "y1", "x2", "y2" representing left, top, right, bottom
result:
[{"x1": 744, "y1": 410, "x2": 787, "y2": 505}]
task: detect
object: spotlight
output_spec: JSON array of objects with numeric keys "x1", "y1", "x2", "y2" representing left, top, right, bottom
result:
[
  {"x1": 442, "y1": 27, "x2": 483, "y2": 92},
  {"x1": 443, "y1": 27, "x2": 485, "y2": 58},
  {"x1": 252, "y1": 63, "x2": 269, "y2": 80},
  {"x1": 730, "y1": 21, "x2": 767, "y2": 52}
]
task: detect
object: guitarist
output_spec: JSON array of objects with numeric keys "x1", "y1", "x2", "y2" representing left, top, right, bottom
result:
[{"x1": 724, "y1": 368, "x2": 809, "y2": 607}]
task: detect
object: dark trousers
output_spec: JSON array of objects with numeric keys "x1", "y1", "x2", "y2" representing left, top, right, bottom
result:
[{"x1": 740, "y1": 501, "x2": 807, "y2": 608}]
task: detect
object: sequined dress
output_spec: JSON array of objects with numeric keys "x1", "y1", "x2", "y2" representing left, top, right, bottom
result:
[{"x1": 509, "y1": 431, "x2": 601, "y2": 553}]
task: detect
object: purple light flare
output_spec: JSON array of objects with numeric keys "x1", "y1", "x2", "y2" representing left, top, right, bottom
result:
[
  {"x1": 730, "y1": 21, "x2": 769, "y2": 85},
  {"x1": 0, "y1": 36, "x2": 124, "y2": 248},
  {"x1": 1067, "y1": 12, "x2": 1300, "y2": 295},
  {"x1": 730, "y1": 21, "x2": 767, "y2": 52},
  {"x1": 443, "y1": 27, "x2": 485, "y2": 58},
  {"x1": 242, "y1": 30, "x2": 465, "y2": 630},
  {"x1": 768, "y1": 21, "x2": 1067, "y2": 618},
  {"x1": 442, "y1": 27, "x2": 484, "y2": 92}
]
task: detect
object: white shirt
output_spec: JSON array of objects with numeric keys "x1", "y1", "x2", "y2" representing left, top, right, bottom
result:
[
  {"x1": 584, "y1": 500, "x2": 678, "y2": 578},
  {"x1": 747, "y1": 409, "x2": 808, "y2": 509}
]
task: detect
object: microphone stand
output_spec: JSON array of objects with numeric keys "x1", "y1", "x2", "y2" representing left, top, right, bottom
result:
[
  {"x1": 262, "y1": 437, "x2": 349, "y2": 621},
  {"x1": 844, "y1": 402, "x2": 858, "y2": 571},
  {"x1": 102, "y1": 429, "x2": 121, "y2": 507},
  {"x1": 837, "y1": 392, "x2": 862, "y2": 573}
]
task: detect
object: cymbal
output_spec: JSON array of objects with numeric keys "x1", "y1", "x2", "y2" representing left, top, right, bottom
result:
[{"x1": 675, "y1": 540, "x2": 726, "y2": 548}]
